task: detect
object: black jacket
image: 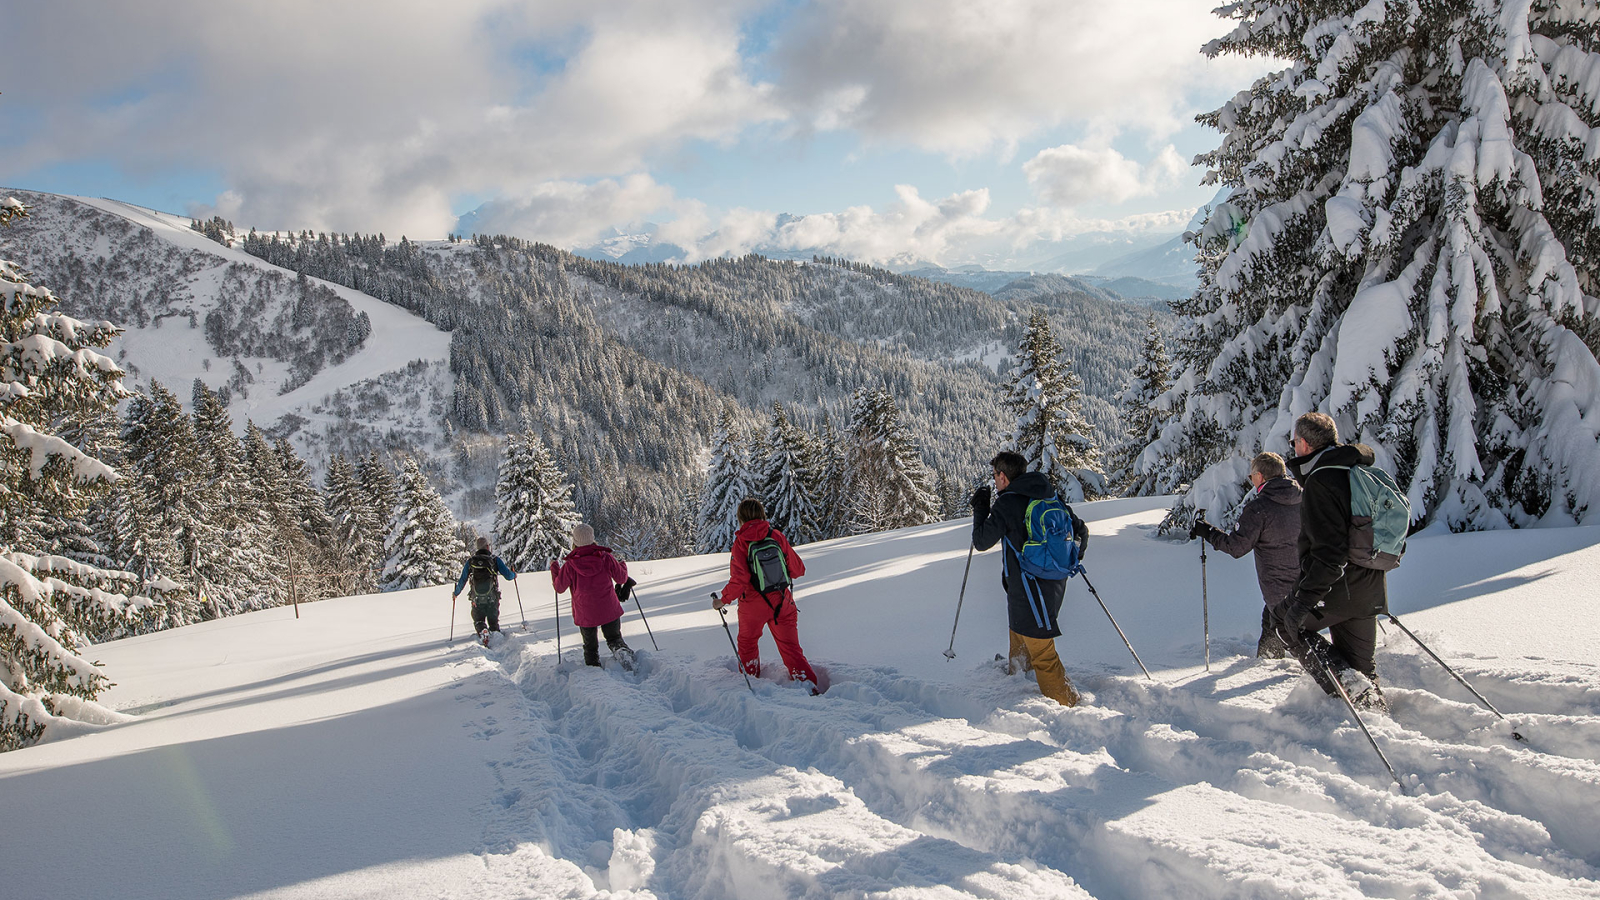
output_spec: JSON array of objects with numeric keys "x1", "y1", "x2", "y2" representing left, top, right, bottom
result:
[
  {"x1": 1207, "y1": 475, "x2": 1301, "y2": 609},
  {"x1": 1288, "y1": 443, "x2": 1387, "y2": 621},
  {"x1": 972, "y1": 471, "x2": 1081, "y2": 640}
]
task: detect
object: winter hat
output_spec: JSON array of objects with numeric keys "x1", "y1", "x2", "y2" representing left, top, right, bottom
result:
[{"x1": 572, "y1": 524, "x2": 596, "y2": 547}]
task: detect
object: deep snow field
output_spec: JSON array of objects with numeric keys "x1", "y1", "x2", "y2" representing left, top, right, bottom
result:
[{"x1": 4, "y1": 496, "x2": 1600, "y2": 899}]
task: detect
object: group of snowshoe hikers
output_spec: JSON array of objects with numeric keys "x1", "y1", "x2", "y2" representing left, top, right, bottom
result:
[{"x1": 454, "y1": 410, "x2": 1395, "y2": 711}]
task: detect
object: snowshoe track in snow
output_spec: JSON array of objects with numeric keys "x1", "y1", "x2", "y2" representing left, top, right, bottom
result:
[{"x1": 451, "y1": 632, "x2": 1600, "y2": 899}]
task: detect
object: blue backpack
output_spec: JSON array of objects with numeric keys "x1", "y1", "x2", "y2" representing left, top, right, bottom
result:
[{"x1": 1006, "y1": 497, "x2": 1084, "y2": 581}]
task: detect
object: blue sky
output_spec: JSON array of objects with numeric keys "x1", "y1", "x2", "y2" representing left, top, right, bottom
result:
[{"x1": 2, "y1": 1, "x2": 1274, "y2": 264}]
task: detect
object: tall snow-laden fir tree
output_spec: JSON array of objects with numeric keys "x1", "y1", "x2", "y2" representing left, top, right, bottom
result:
[
  {"x1": 356, "y1": 452, "x2": 399, "y2": 550},
  {"x1": 274, "y1": 437, "x2": 340, "y2": 603},
  {"x1": 1148, "y1": 0, "x2": 1600, "y2": 530},
  {"x1": 324, "y1": 453, "x2": 384, "y2": 596},
  {"x1": 387, "y1": 458, "x2": 463, "y2": 590},
  {"x1": 842, "y1": 388, "x2": 941, "y2": 534},
  {"x1": 190, "y1": 381, "x2": 274, "y2": 612},
  {"x1": 757, "y1": 403, "x2": 820, "y2": 542},
  {"x1": 696, "y1": 408, "x2": 755, "y2": 553},
  {"x1": 1, "y1": 196, "x2": 169, "y2": 749},
  {"x1": 1108, "y1": 315, "x2": 1175, "y2": 497},
  {"x1": 493, "y1": 430, "x2": 581, "y2": 570},
  {"x1": 1005, "y1": 312, "x2": 1105, "y2": 502}
]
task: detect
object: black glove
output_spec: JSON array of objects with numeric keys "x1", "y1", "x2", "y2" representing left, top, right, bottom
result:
[
  {"x1": 1277, "y1": 597, "x2": 1320, "y2": 640},
  {"x1": 1189, "y1": 521, "x2": 1214, "y2": 541},
  {"x1": 971, "y1": 485, "x2": 992, "y2": 517},
  {"x1": 615, "y1": 577, "x2": 637, "y2": 603}
]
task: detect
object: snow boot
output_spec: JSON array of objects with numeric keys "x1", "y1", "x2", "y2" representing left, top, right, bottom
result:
[{"x1": 1256, "y1": 628, "x2": 1288, "y2": 659}]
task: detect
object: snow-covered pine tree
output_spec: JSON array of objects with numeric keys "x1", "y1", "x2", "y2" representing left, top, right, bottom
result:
[
  {"x1": 386, "y1": 457, "x2": 464, "y2": 589},
  {"x1": 842, "y1": 388, "x2": 940, "y2": 534},
  {"x1": 809, "y1": 419, "x2": 848, "y2": 540},
  {"x1": 1, "y1": 196, "x2": 168, "y2": 749},
  {"x1": 272, "y1": 438, "x2": 340, "y2": 602},
  {"x1": 189, "y1": 381, "x2": 275, "y2": 612},
  {"x1": 355, "y1": 452, "x2": 399, "y2": 552},
  {"x1": 1148, "y1": 0, "x2": 1600, "y2": 530},
  {"x1": 1005, "y1": 312, "x2": 1105, "y2": 502},
  {"x1": 696, "y1": 408, "x2": 755, "y2": 553},
  {"x1": 324, "y1": 453, "x2": 383, "y2": 596},
  {"x1": 756, "y1": 403, "x2": 819, "y2": 542},
  {"x1": 1107, "y1": 315, "x2": 1174, "y2": 497},
  {"x1": 494, "y1": 430, "x2": 582, "y2": 569}
]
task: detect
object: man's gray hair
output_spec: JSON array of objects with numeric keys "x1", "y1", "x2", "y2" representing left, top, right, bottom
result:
[{"x1": 1294, "y1": 412, "x2": 1338, "y2": 451}]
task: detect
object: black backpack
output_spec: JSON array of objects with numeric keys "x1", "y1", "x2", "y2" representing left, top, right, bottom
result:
[
  {"x1": 468, "y1": 553, "x2": 499, "y2": 601},
  {"x1": 747, "y1": 533, "x2": 792, "y2": 605}
]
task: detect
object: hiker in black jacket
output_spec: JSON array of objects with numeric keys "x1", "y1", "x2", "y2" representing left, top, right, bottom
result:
[
  {"x1": 1190, "y1": 451, "x2": 1301, "y2": 658},
  {"x1": 453, "y1": 537, "x2": 516, "y2": 640},
  {"x1": 1277, "y1": 412, "x2": 1388, "y2": 710},
  {"x1": 972, "y1": 451, "x2": 1085, "y2": 707}
]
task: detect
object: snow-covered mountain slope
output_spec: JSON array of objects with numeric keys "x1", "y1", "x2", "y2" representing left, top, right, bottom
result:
[
  {"x1": 5, "y1": 497, "x2": 1598, "y2": 899},
  {"x1": 0, "y1": 190, "x2": 453, "y2": 466}
]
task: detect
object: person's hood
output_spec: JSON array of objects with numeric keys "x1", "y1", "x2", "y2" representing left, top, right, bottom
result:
[
  {"x1": 1258, "y1": 475, "x2": 1303, "y2": 506},
  {"x1": 1003, "y1": 471, "x2": 1060, "y2": 501},
  {"x1": 1290, "y1": 442, "x2": 1375, "y2": 479},
  {"x1": 563, "y1": 543, "x2": 616, "y2": 575}
]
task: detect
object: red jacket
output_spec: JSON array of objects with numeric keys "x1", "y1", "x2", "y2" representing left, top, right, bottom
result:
[
  {"x1": 551, "y1": 544, "x2": 628, "y2": 627},
  {"x1": 721, "y1": 519, "x2": 805, "y2": 608}
]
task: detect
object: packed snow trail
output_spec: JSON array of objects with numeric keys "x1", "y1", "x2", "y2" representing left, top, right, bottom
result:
[
  {"x1": 456, "y1": 631, "x2": 1600, "y2": 900},
  {"x1": 6, "y1": 498, "x2": 1600, "y2": 898}
]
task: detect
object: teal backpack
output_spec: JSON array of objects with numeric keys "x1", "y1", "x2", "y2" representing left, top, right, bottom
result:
[{"x1": 1325, "y1": 464, "x2": 1410, "y2": 570}]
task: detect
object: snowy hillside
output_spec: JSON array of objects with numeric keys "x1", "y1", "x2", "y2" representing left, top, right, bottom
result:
[
  {"x1": 0, "y1": 190, "x2": 454, "y2": 470},
  {"x1": 5, "y1": 497, "x2": 1598, "y2": 899}
]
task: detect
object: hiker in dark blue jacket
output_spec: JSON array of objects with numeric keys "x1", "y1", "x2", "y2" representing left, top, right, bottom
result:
[
  {"x1": 971, "y1": 451, "x2": 1084, "y2": 707},
  {"x1": 453, "y1": 537, "x2": 516, "y2": 639}
]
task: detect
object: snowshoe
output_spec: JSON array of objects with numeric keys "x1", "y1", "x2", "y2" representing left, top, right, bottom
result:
[
  {"x1": 1338, "y1": 668, "x2": 1389, "y2": 714},
  {"x1": 612, "y1": 647, "x2": 637, "y2": 673}
]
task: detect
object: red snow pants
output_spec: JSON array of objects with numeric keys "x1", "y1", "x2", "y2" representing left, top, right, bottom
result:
[{"x1": 737, "y1": 590, "x2": 817, "y2": 685}]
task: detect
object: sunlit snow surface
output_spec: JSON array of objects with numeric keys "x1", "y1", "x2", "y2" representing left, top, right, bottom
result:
[{"x1": 4, "y1": 497, "x2": 1600, "y2": 899}]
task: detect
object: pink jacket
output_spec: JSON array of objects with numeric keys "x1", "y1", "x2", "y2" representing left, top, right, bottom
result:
[{"x1": 551, "y1": 544, "x2": 629, "y2": 627}]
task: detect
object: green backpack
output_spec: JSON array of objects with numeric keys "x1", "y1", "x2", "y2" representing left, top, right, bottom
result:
[{"x1": 1324, "y1": 464, "x2": 1410, "y2": 570}]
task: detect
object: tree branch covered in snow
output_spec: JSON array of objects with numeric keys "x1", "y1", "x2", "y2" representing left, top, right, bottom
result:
[{"x1": 1146, "y1": 0, "x2": 1600, "y2": 531}]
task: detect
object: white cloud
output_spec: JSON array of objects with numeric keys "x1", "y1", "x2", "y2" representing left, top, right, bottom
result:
[
  {"x1": 1, "y1": 0, "x2": 778, "y2": 236},
  {"x1": 455, "y1": 174, "x2": 677, "y2": 247},
  {"x1": 772, "y1": 0, "x2": 1270, "y2": 156},
  {"x1": 1023, "y1": 144, "x2": 1187, "y2": 208}
]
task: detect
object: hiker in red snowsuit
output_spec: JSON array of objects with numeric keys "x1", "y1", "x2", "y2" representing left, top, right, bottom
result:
[
  {"x1": 550, "y1": 523, "x2": 634, "y2": 668},
  {"x1": 713, "y1": 498, "x2": 818, "y2": 687}
]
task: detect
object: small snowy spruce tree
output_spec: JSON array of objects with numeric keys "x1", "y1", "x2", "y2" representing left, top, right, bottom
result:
[
  {"x1": 494, "y1": 430, "x2": 581, "y2": 569},
  {"x1": 0, "y1": 197, "x2": 166, "y2": 749},
  {"x1": 386, "y1": 458, "x2": 463, "y2": 589},
  {"x1": 1149, "y1": 0, "x2": 1600, "y2": 530},
  {"x1": 1005, "y1": 312, "x2": 1105, "y2": 502},
  {"x1": 696, "y1": 409, "x2": 755, "y2": 553},
  {"x1": 1108, "y1": 315, "x2": 1175, "y2": 497}
]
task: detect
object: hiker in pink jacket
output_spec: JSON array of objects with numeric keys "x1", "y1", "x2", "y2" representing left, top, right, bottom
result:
[{"x1": 550, "y1": 523, "x2": 634, "y2": 668}]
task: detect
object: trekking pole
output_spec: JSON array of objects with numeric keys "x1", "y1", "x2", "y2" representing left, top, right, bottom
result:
[
  {"x1": 553, "y1": 590, "x2": 562, "y2": 664},
  {"x1": 944, "y1": 543, "x2": 976, "y2": 660},
  {"x1": 623, "y1": 578, "x2": 660, "y2": 651},
  {"x1": 1307, "y1": 647, "x2": 1408, "y2": 794},
  {"x1": 1077, "y1": 566, "x2": 1153, "y2": 680},
  {"x1": 714, "y1": 593, "x2": 755, "y2": 692},
  {"x1": 1386, "y1": 614, "x2": 1526, "y2": 743},
  {"x1": 1197, "y1": 509, "x2": 1210, "y2": 672},
  {"x1": 448, "y1": 593, "x2": 457, "y2": 644},
  {"x1": 513, "y1": 578, "x2": 528, "y2": 631}
]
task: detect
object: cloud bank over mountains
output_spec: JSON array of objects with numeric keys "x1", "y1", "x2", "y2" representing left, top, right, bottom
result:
[{"x1": 4, "y1": 1, "x2": 1271, "y2": 264}]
